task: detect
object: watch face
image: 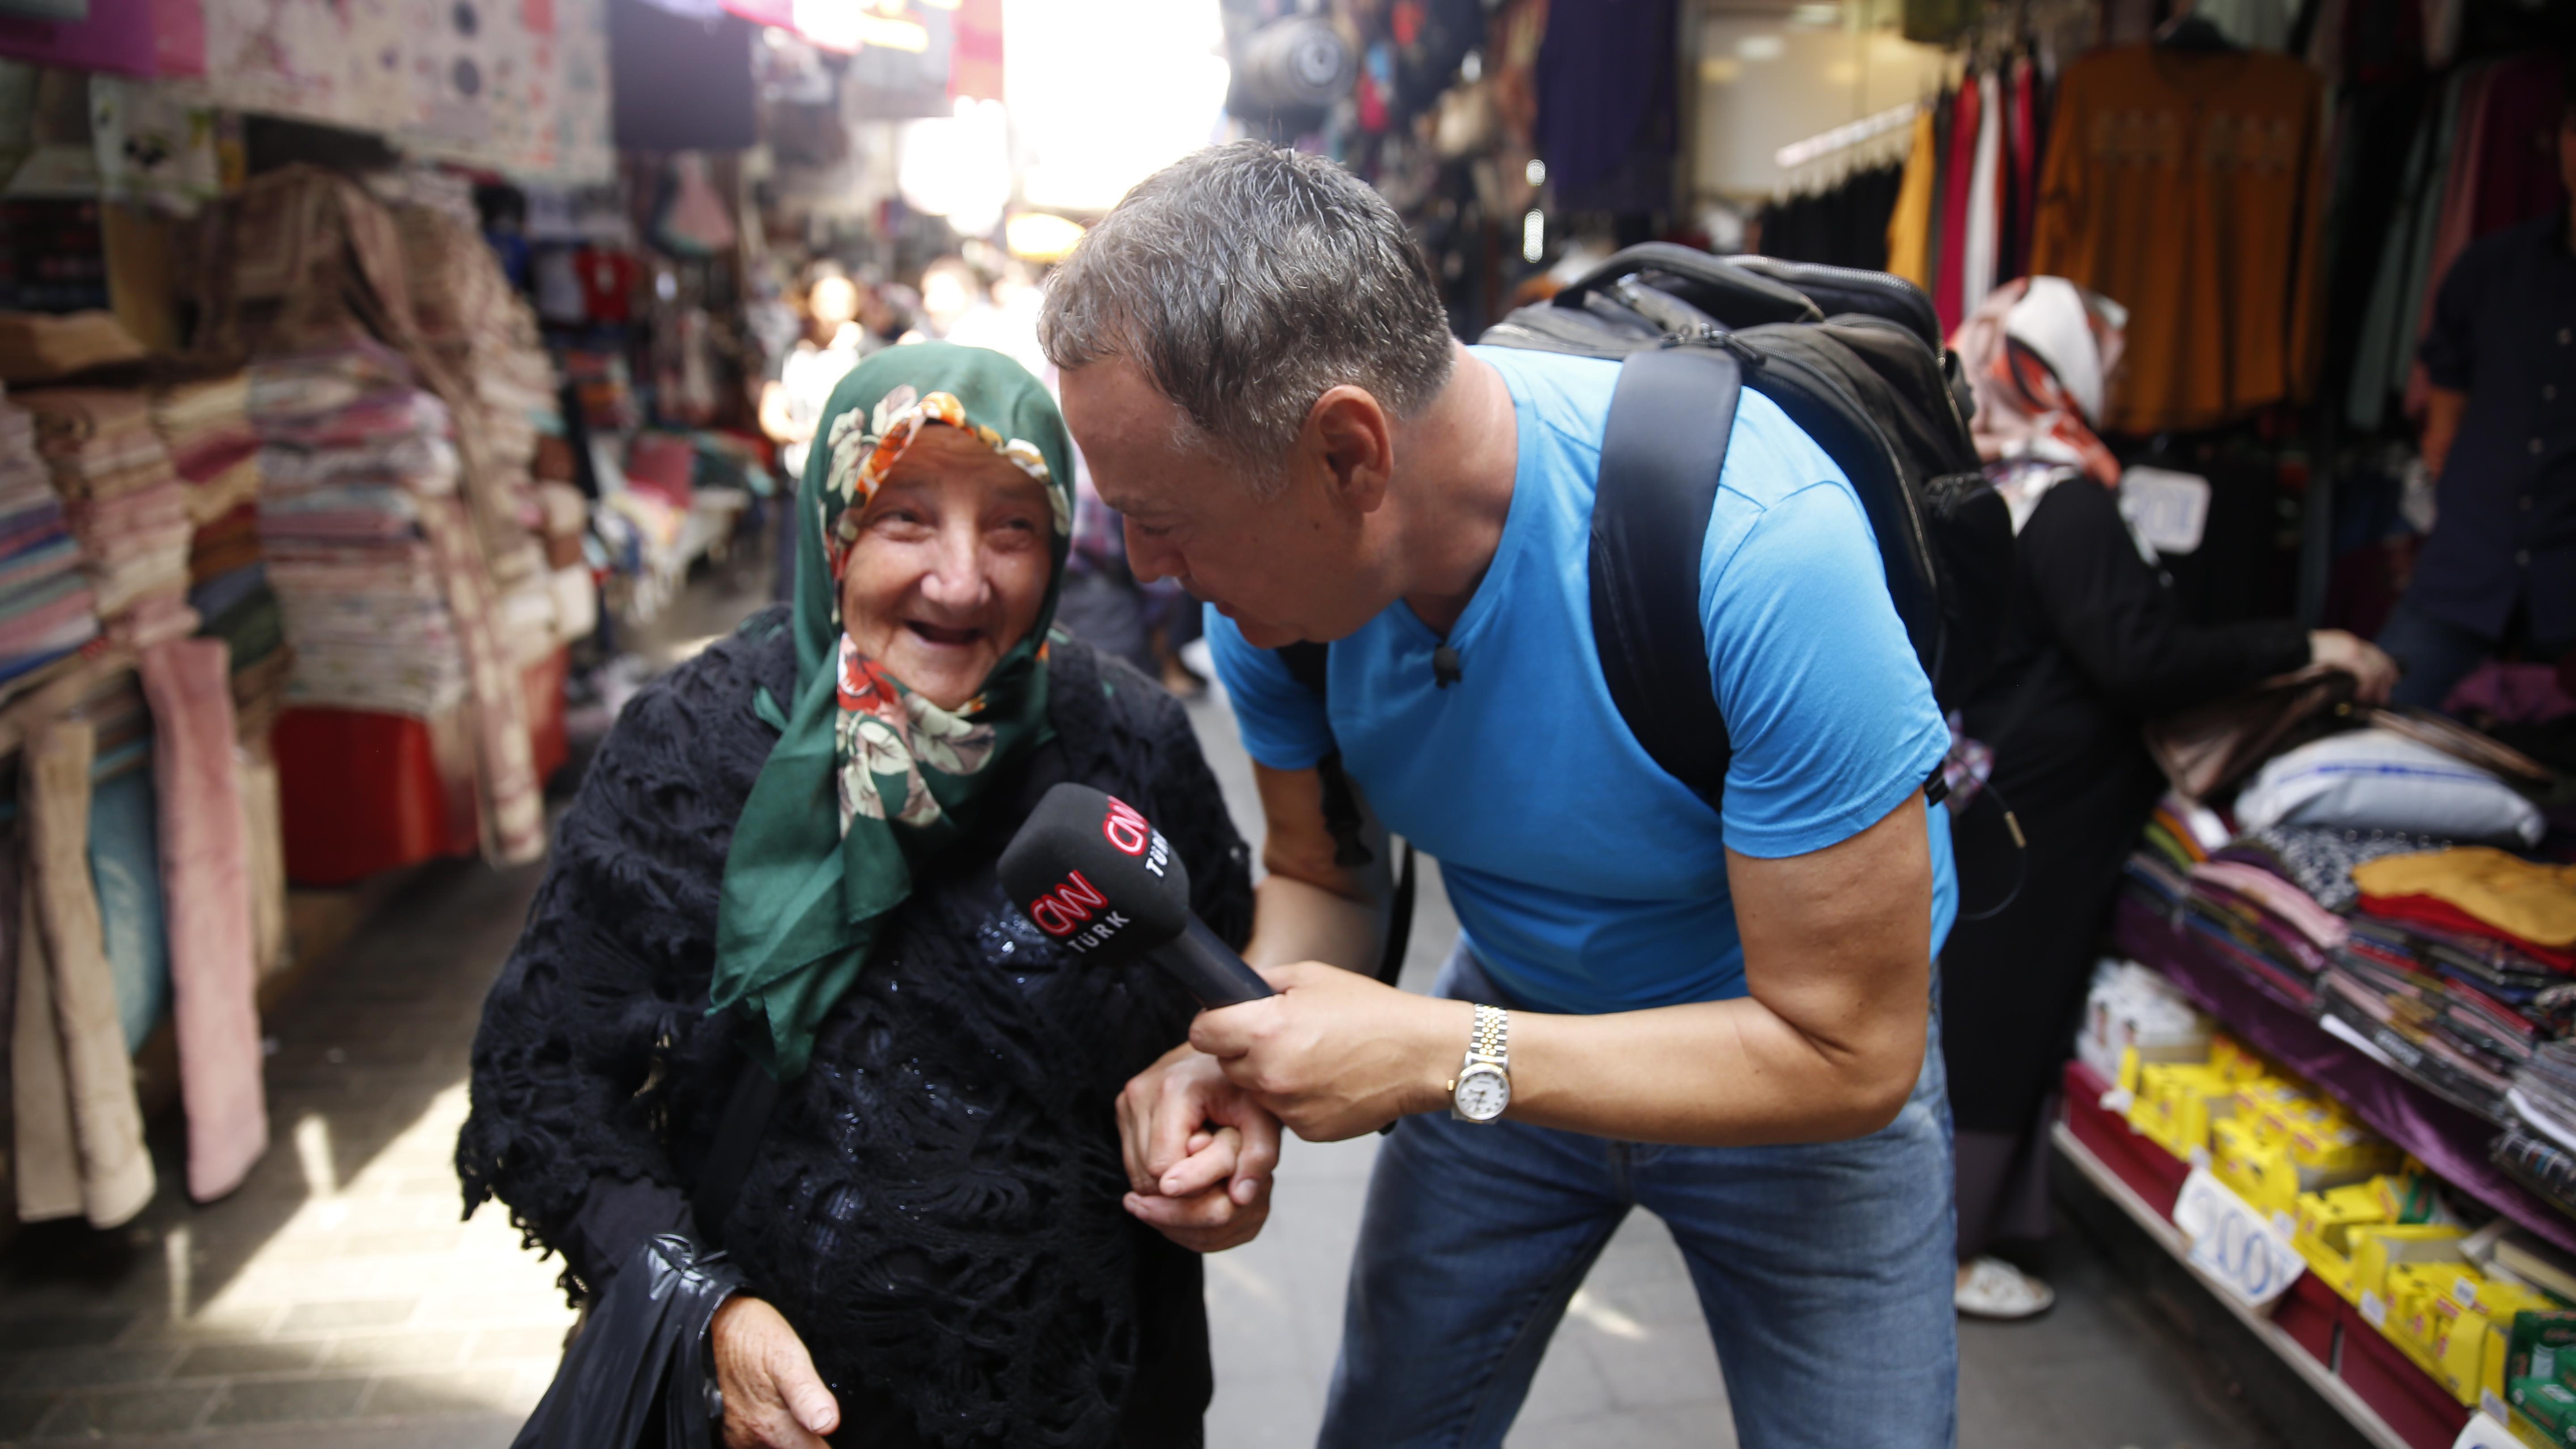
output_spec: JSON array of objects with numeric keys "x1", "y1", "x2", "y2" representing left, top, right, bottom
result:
[{"x1": 1455, "y1": 1065, "x2": 1510, "y2": 1122}]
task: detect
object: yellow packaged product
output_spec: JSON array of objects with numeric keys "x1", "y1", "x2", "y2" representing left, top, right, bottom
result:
[
  {"x1": 2351, "y1": 1224, "x2": 2469, "y2": 1318},
  {"x1": 2212, "y1": 1118, "x2": 2300, "y2": 1216},
  {"x1": 2128, "y1": 1063, "x2": 2236, "y2": 1160},
  {"x1": 2293, "y1": 1184, "x2": 2388, "y2": 1296},
  {"x1": 2209, "y1": 1034, "x2": 2267, "y2": 1085},
  {"x1": 2432, "y1": 1280, "x2": 2563, "y2": 1406}
]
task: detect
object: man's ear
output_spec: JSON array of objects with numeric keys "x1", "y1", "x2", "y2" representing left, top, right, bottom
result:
[{"x1": 1305, "y1": 386, "x2": 1394, "y2": 517}]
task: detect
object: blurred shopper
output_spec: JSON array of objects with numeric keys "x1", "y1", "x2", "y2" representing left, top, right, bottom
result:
[
  {"x1": 1048, "y1": 142, "x2": 1960, "y2": 1449},
  {"x1": 758, "y1": 264, "x2": 873, "y2": 483},
  {"x1": 461, "y1": 345, "x2": 1268, "y2": 1449},
  {"x1": 911, "y1": 254, "x2": 991, "y2": 342},
  {"x1": 1938, "y1": 279, "x2": 2395, "y2": 1319},
  {"x1": 2378, "y1": 91, "x2": 2576, "y2": 711},
  {"x1": 758, "y1": 266, "x2": 875, "y2": 600}
]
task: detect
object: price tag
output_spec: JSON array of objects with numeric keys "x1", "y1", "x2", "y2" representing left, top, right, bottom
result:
[
  {"x1": 2361, "y1": 1291, "x2": 2388, "y2": 1328},
  {"x1": 2172, "y1": 1167, "x2": 2306, "y2": 1309}
]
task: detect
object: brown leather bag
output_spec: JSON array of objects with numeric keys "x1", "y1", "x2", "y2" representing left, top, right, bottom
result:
[{"x1": 2144, "y1": 664, "x2": 2355, "y2": 803}]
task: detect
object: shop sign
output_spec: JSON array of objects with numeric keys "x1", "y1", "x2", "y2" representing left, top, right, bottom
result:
[{"x1": 2172, "y1": 1166, "x2": 2305, "y2": 1309}]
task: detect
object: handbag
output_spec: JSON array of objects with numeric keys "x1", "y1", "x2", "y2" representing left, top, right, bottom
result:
[
  {"x1": 2144, "y1": 663, "x2": 2355, "y2": 803},
  {"x1": 510, "y1": 1059, "x2": 782, "y2": 1449}
]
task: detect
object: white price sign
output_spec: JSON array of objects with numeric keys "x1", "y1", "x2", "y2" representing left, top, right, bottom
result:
[{"x1": 2171, "y1": 1167, "x2": 2306, "y2": 1309}]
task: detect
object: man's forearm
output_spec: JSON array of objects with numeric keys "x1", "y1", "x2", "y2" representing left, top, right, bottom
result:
[
  {"x1": 1499, "y1": 989, "x2": 1929, "y2": 1145},
  {"x1": 1246, "y1": 872, "x2": 1384, "y2": 976}
]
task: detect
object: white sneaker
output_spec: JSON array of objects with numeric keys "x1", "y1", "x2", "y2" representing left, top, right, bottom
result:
[{"x1": 1955, "y1": 1256, "x2": 2056, "y2": 1320}]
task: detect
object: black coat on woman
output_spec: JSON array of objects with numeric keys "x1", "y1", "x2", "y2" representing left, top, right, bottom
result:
[
  {"x1": 458, "y1": 613, "x2": 1252, "y2": 1447},
  {"x1": 1939, "y1": 479, "x2": 2305, "y2": 1249}
]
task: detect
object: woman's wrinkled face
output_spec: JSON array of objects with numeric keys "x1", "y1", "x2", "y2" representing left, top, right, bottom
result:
[{"x1": 837, "y1": 423, "x2": 1054, "y2": 712}]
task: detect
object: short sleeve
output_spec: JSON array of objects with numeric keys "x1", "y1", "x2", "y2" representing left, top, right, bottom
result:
[
  {"x1": 1203, "y1": 605, "x2": 1337, "y2": 771},
  {"x1": 1702, "y1": 481, "x2": 1950, "y2": 859},
  {"x1": 2418, "y1": 243, "x2": 2487, "y2": 391}
]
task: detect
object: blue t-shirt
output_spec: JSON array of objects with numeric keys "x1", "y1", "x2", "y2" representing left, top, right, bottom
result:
[{"x1": 1208, "y1": 345, "x2": 1957, "y2": 1014}]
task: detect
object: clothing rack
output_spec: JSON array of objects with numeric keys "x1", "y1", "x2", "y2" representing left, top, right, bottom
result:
[{"x1": 1773, "y1": 101, "x2": 1920, "y2": 171}]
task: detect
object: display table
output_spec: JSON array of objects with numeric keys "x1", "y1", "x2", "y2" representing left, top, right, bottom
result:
[
  {"x1": 276, "y1": 646, "x2": 569, "y2": 886},
  {"x1": 2115, "y1": 893, "x2": 2576, "y2": 1256},
  {"x1": 2058, "y1": 1058, "x2": 2459, "y2": 1449}
]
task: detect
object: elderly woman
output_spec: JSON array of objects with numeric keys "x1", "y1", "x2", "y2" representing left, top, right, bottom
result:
[{"x1": 459, "y1": 344, "x2": 1266, "y2": 1447}]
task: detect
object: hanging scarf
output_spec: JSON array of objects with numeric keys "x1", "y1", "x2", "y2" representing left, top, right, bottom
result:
[{"x1": 712, "y1": 344, "x2": 1076, "y2": 1079}]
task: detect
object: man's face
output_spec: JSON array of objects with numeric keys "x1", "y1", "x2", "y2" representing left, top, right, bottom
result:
[{"x1": 1059, "y1": 358, "x2": 1389, "y2": 648}]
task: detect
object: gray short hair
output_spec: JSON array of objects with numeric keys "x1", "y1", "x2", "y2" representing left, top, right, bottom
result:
[{"x1": 1038, "y1": 141, "x2": 1455, "y2": 493}]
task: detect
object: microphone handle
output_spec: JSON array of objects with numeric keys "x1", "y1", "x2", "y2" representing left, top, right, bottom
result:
[{"x1": 1152, "y1": 916, "x2": 1275, "y2": 1007}]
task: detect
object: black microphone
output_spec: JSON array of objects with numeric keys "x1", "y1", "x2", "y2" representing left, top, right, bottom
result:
[{"x1": 997, "y1": 784, "x2": 1275, "y2": 1008}]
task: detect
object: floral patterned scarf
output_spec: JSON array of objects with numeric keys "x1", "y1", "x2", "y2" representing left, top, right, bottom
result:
[{"x1": 712, "y1": 344, "x2": 1075, "y2": 1078}]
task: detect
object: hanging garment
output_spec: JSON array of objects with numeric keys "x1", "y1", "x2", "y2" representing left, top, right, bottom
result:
[
  {"x1": 140, "y1": 637, "x2": 268, "y2": 1203},
  {"x1": 1533, "y1": 0, "x2": 1677, "y2": 214},
  {"x1": 239, "y1": 737, "x2": 287, "y2": 979},
  {"x1": 1961, "y1": 70, "x2": 2004, "y2": 323},
  {"x1": 1926, "y1": 87, "x2": 1956, "y2": 300},
  {"x1": 2466, "y1": 56, "x2": 2568, "y2": 237},
  {"x1": 2028, "y1": 44, "x2": 2330, "y2": 434},
  {"x1": 2001, "y1": 56, "x2": 2038, "y2": 284},
  {"x1": 2347, "y1": 72, "x2": 2457, "y2": 430},
  {"x1": 2384, "y1": 64, "x2": 2484, "y2": 407},
  {"x1": 1887, "y1": 105, "x2": 1940, "y2": 290},
  {"x1": 10, "y1": 717, "x2": 154, "y2": 1228},
  {"x1": 1936, "y1": 73, "x2": 1983, "y2": 335}
]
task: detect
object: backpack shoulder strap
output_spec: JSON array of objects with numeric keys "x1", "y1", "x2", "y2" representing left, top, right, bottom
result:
[{"x1": 1593, "y1": 345, "x2": 1742, "y2": 809}]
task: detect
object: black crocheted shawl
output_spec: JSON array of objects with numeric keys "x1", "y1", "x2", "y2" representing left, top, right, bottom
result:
[{"x1": 458, "y1": 610, "x2": 1253, "y2": 1448}]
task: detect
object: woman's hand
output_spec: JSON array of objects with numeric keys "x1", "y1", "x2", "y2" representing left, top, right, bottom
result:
[
  {"x1": 1117, "y1": 1043, "x2": 1279, "y2": 1252},
  {"x1": 2311, "y1": 629, "x2": 2400, "y2": 705},
  {"x1": 713, "y1": 1296, "x2": 840, "y2": 1448}
]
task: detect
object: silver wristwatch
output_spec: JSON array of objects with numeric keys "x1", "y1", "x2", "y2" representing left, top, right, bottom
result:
[{"x1": 1449, "y1": 1004, "x2": 1511, "y2": 1123}]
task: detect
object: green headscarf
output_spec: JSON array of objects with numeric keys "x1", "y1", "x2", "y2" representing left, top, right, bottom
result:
[{"x1": 712, "y1": 343, "x2": 1077, "y2": 1079}]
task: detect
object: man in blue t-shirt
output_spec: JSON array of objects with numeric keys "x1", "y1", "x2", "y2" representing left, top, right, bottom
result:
[{"x1": 1041, "y1": 142, "x2": 1959, "y2": 1449}]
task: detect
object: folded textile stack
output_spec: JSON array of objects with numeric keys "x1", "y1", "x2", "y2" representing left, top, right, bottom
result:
[
  {"x1": 150, "y1": 373, "x2": 288, "y2": 691},
  {"x1": 393, "y1": 202, "x2": 570, "y2": 662},
  {"x1": 250, "y1": 347, "x2": 472, "y2": 718},
  {"x1": 20, "y1": 388, "x2": 195, "y2": 651},
  {"x1": 2123, "y1": 851, "x2": 2336, "y2": 1009},
  {"x1": 2512, "y1": 1043, "x2": 2576, "y2": 1189},
  {"x1": 0, "y1": 392, "x2": 98, "y2": 688}
]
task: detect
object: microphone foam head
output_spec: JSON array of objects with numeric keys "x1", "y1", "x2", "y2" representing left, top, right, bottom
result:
[{"x1": 997, "y1": 783, "x2": 1195, "y2": 967}]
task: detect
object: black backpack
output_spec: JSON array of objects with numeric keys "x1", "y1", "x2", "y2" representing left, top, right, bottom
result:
[{"x1": 1281, "y1": 243, "x2": 2013, "y2": 983}]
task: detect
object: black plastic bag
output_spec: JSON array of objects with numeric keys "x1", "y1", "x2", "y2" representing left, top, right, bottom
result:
[{"x1": 512, "y1": 1233, "x2": 743, "y2": 1449}]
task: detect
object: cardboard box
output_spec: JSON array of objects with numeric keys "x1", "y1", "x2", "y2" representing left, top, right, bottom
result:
[
  {"x1": 2292, "y1": 1184, "x2": 2389, "y2": 1298},
  {"x1": 2350, "y1": 1224, "x2": 2468, "y2": 1319},
  {"x1": 2515, "y1": 1379, "x2": 2576, "y2": 1446},
  {"x1": 2129, "y1": 1063, "x2": 2237, "y2": 1161},
  {"x1": 2212, "y1": 1118, "x2": 2300, "y2": 1216},
  {"x1": 2430, "y1": 1282, "x2": 2560, "y2": 1406}
]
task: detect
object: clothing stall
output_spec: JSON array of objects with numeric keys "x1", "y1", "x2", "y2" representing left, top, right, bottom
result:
[{"x1": 1802, "y1": 0, "x2": 2575, "y2": 1444}]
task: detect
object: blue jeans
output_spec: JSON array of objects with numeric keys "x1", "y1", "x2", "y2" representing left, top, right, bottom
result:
[{"x1": 1318, "y1": 945, "x2": 1959, "y2": 1449}]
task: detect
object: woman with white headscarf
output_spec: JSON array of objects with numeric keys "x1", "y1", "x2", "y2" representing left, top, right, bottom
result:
[{"x1": 1937, "y1": 279, "x2": 2395, "y2": 1321}]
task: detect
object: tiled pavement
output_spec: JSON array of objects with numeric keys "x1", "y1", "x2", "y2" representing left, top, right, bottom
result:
[
  {"x1": 0, "y1": 855, "x2": 566, "y2": 1446},
  {"x1": 0, "y1": 585, "x2": 2361, "y2": 1447}
]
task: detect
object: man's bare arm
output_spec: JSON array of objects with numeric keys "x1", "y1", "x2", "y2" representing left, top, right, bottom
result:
[
  {"x1": 1193, "y1": 793, "x2": 1936, "y2": 1147},
  {"x1": 1243, "y1": 761, "x2": 1390, "y2": 973}
]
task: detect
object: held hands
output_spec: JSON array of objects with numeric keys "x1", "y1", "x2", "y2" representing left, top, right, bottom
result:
[
  {"x1": 1116, "y1": 1045, "x2": 1278, "y2": 1252},
  {"x1": 712, "y1": 1296, "x2": 839, "y2": 1449},
  {"x1": 2310, "y1": 629, "x2": 2400, "y2": 706},
  {"x1": 1188, "y1": 961, "x2": 1468, "y2": 1143}
]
